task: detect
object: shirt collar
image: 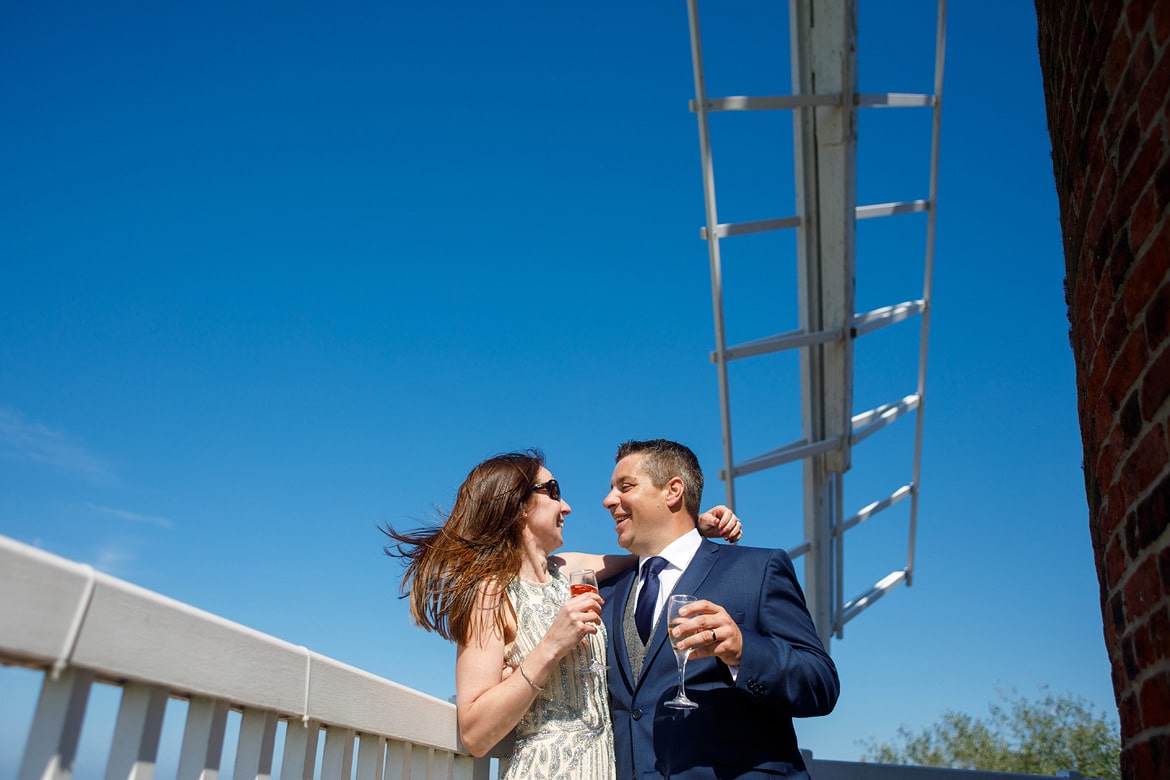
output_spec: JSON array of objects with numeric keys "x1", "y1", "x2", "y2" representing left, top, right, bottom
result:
[{"x1": 641, "y1": 528, "x2": 702, "y2": 574}]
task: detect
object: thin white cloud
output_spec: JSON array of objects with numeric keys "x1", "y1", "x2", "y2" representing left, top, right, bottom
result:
[
  {"x1": 93, "y1": 543, "x2": 136, "y2": 575},
  {"x1": 0, "y1": 407, "x2": 113, "y2": 482},
  {"x1": 85, "y1": 503, "x2": 174, "y2": 530}
]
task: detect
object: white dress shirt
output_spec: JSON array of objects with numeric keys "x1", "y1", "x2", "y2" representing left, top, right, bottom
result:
[
  {"x1": 634, "y1": 528, "x2": 702, "y2": 635},
  {"x1": 634, "y1": 528, "x2": 739, "y2": 679}
]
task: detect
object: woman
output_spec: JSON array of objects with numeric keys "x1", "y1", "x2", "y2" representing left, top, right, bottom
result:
[{"x1": 383, "y1": 450, "x2": 739, "y2": 779}]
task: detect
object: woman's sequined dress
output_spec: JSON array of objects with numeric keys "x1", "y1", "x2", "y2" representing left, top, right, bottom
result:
[{"x1": 502, "y1": 563, "x2": 616, "y2": 780}]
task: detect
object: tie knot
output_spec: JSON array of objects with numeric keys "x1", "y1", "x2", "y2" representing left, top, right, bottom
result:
[{"x1": 641, "y1": 556, "x2": 668, "y2": 581}]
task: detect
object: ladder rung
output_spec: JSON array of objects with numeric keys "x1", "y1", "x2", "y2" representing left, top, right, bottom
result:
[
  {"x1": 690, "y1": 93, "x2": 933, "y2": 114},
  {"x1": 857, "y1": 92, "x2": 934, "y2": 108},
  {"x1": 787, "y1": 539, "x2": 812, "y2": 560},
  {"x1": 852, "y1": 300, "x2": 925, "y2": 338},
  {"x1": 851, "y1": 394, "x2": 920, "y2": 445},
  {"x1": 712, "y1": 326, "x2": 844, "y2": 363},
  {"x1": 856, "y1": 200, "x2": 930, "y2": 219},
  {"x1": 838, "y1": 569, "x2": 908, "y2": 627},
  {"x1": 701, "y1": 214, "x2": 801, "y2": 240},
  {"x1": 726, "y1": 436, "x2": 843, "y2": 480},
  {"x1": 690, "y1": 94, "x2": 841, "y2": 113},
  {"x1": 839, "y1": 483, "x2": 914, "y2": 534},
  {"x1": 721, "y1": 394, "x2": 919, "y2": 480}
]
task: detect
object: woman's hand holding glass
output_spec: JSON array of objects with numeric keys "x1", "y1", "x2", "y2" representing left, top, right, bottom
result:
[
  {"x1": 569, "y1": 569, "x2": 605, "y2": 674},
  {"x1": 544, "y1": 585, "x2": 603, "y2": 661},
  {"x1": 502, "y1": 589, "x2": 601, "y2": 692}
]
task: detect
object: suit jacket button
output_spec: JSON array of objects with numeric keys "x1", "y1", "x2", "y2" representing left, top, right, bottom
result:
[{"x1": 632, "y1": 708, "x2": 643, "y2": 720}]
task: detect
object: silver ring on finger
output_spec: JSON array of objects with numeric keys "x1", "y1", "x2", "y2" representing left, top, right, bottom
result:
[{"x1": 710, "y1": 629, "x2": 717, "y2": 643}]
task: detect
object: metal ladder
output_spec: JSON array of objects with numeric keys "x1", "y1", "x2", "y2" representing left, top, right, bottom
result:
[{"x1": 685, "y1": 0, "x2": 947, "y2": 647}]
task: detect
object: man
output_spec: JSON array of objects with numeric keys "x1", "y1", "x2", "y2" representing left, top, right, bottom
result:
[{"x1": 599, "y1": 439, "x2": 839, "y2": 779}]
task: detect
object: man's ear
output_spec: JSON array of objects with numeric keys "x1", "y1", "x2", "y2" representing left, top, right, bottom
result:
[{"x1": 663, "y1": 476, "x2": 686, "y2": 510}]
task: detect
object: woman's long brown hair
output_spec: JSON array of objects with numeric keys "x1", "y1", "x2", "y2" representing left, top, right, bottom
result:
[{"x1": 382, "y1": 450, "x2": 543, "y2": 645}]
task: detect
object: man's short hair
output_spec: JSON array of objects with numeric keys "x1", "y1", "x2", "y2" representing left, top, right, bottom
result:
[{"x1": 616, "y1": 439, "x2": 704, "y2": 519}]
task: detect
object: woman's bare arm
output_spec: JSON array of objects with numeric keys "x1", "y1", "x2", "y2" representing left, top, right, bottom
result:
[
  {"x1": 454, "y1": 585, "x2": 532, "y2": 756},
  {"x1": 552, "y1": 506, "x2": 743, "y2": 577},
  {"x1": 551, "y1": 552, "x2": 636, "y2": 580}
]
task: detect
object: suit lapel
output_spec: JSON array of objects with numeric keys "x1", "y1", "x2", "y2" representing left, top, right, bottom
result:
[{"x1": 674, "y1": 539, "x2": 719, "y2": 595}]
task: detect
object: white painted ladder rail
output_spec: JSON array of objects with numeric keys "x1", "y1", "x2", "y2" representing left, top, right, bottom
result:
[
  {"x1": 0, "y1": 534, "x2": 491, "y2": 780},
  {"x1": 685, "y1": 0, "x2": 946, "y2": 646}
]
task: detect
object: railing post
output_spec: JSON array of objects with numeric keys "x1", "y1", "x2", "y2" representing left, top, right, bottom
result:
[
  {"x1": 320, "y1": 726, "x2": 355, "y2": 780},
  {"x1": 18, "y1": 666, "x2": 95, "y2": 780},
  {"x1": 105, "y1": 682, "x2": 168, "y2": 780},
  {"x1": 279, "y1": 719, "x2": 320, "y2": 780},
  {"x1": 355, "y1": 733, "x2": 385, "y2": 780},
  {"x1": 176, "y1": 696, "x2": 228, "y2": 780},
  {"x1": 385, "y1": 740, "x2": 408, "y2": 778},
  {"x1": 234, "y1": 708, "x2": 278, "y2": 780}
]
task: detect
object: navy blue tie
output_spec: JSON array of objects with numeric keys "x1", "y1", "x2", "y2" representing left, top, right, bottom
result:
[{"x1": 635, "y1": 556, "x2": 669, "y2": 644}]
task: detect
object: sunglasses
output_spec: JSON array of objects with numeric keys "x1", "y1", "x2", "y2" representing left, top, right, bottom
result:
[{"x1": 530, "y1": 479, "x2": 561, "y2": 502}]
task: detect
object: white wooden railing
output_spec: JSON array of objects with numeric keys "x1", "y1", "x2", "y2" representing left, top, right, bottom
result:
[
  {"x1": 1, "y1": 533, "x2": 1106, "y2": 780},
  {"x1": 0, "y1": 534, "x2": 491, "y2": 780}
]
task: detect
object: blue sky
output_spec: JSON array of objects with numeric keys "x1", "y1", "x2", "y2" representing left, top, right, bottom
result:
[{"x1": 1, "y1": 0, "x2": 1116, "y2": 769}]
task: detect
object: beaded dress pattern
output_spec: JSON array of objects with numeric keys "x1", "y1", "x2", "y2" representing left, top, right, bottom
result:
[{"x1": 503, "y1": 563, "x2": 615, "y2": 780}]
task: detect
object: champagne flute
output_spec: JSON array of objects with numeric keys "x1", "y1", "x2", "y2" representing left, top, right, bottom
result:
[
  {"x1": 664, "y1": 594, "x2": 699, "y2": 709},
  {"x1": 569, "y1": 569, "x2": 605, "y2": 674}
]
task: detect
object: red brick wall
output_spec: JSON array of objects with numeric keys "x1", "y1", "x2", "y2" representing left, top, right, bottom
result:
[{"x1": 1035, "y1": 1, "x2": 1170, "y2": 777}]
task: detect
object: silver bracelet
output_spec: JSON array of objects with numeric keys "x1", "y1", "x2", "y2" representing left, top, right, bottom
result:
[{"x1": 519, "y1": 662, "x2": 544, "y2": 692}]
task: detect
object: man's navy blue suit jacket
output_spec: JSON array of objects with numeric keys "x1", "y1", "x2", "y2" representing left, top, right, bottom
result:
[{"x1": 600, "y1": 540, "x2": 839, "y2": 779}]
